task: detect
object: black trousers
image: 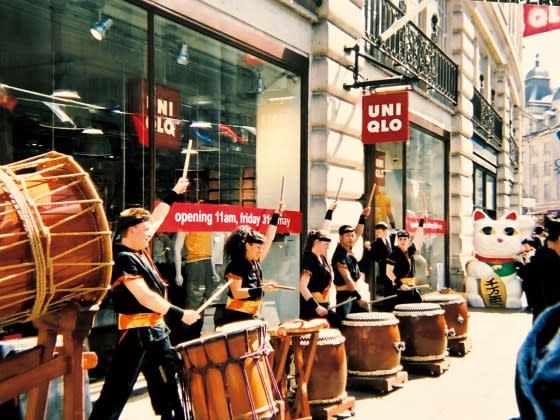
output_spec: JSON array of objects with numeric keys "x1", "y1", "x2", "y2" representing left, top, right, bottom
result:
[{"x1": 89, "y1": 325, "x2": 185, "y2": 420}]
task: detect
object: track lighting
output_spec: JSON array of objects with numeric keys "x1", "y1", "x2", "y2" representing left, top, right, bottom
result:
[
  {"x1": 90, "y1": 17, "x2": 113, "y2": 41},
  {"x1": 177, "y1": 42, "x2": 189, "y2": 66}
]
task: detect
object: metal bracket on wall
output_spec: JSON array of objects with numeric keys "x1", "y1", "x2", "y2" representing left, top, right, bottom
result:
[{"x1": 342, "y1": 44, "x2": 418, "y2": 92}]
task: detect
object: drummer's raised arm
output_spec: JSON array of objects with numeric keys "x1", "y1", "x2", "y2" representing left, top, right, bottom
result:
[
  {"x1": 149, "y1": 178, "x2": 189, "y2": 237},
  {"x1": 320, "y1": 201, "x2": 337, "y2": 231}
]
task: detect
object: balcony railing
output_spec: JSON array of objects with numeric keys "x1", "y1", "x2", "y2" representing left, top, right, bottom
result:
[
  {"x1": 364, "y1": 0, "x2": 458, "y2": 107},
  {"x1": 472, "y1": 89, "x2": 503, "y2": 150}
]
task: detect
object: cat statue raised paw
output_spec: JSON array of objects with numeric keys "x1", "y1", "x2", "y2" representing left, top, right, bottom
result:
[{"x1": 465, "y1": 209, "x2": 525, "y2": 309}]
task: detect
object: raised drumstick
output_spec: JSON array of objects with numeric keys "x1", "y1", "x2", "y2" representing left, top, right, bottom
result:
[
  {"x1": 366, "y1": 183, "x2": 377, "y2": 208},
  {"x1": 335, "y1": 177, "x2": 343, "y2": 202},
  {"x1": 182, "y1": 139, "x2": 193, "y2": 179}
]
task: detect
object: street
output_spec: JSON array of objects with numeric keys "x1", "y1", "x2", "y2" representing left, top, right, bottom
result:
[{"x1": 91, "y1": 308, "x2": 532, "y2": 420}]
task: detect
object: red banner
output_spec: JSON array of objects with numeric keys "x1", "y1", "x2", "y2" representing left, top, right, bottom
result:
[
  {"x1": 362, "y1": 91, "x2": 409, "y2": 144},
  {"x1": 405, "y1": 216, "x2": 446, "y2": 235},
  {"x1": 158, "y1": 202, "x2": 302, "y2": 234},
  {"x1": 523, "y1": 5, "x2": 560, "y2": 37}
]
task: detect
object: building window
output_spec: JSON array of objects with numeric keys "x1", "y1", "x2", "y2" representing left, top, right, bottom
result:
[
  {"x1": 474, "y1": 165, "x2": 496, "y2": 218},
  {"x1": 0, "y1": 0, "x2": 304, "y2": 322}
]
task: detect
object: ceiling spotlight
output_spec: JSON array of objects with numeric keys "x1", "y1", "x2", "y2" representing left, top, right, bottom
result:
[
  {"x1": 82, "y1": 128, "x2": 104, "y2": 135},
  {"x1": 256, "y1": 72, "x2": 265, "y2": 94},
  {"x1": 52, "y1": 89, "x2": 81, "y2": 100},
  {"x1": 177, "y1": 42, "x2": 189, "y2": 66},
  {"x1": 90, "y1": 17, "x2": 113, "y2": 41}
]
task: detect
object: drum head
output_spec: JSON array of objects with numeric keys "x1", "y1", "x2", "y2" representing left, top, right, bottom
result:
[
  {"x1": 215, "y1": 319, "x2": 267, "y2": 334},
  {"x1": 342, "y1": 311, "x2": 398, "y2": 327},
  {"x1": 393, "y1": 302, "x2": 444, "y2": 316},
  {"x1": 422, "y1": 293, "x2": 465, "y2": 304},
  {"x1": 299, "y1": 328, "x2": 345, "y2": 346}
]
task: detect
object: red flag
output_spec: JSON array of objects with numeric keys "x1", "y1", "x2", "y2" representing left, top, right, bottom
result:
[{"x1": 524, "y1": 5, "x2": 560, "y2": 37}]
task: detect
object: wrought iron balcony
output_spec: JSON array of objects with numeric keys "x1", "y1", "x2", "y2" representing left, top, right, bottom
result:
[
  {"x1": 472, "y1": 88, "x2": 503, "y2": 150},
  {"x1": 364, "y1": 0, "x2": 458, "y2": 107}
]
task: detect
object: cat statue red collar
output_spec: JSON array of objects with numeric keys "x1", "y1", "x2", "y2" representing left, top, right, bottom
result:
[{"x1": 465, "y1": 209, "x2": 525, "y2": 309}]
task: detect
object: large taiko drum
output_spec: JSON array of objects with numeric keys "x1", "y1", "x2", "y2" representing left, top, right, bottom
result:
[
  {"x1": 298, "y1": 328, "x2": 347, "y2": 407},
  {"x1": 175, "y1": 320, "x2": 280, "y2": 420},
  {"x1": 0, "y1": 151, "x2": 112, "y2": 328},
  {"x1": 342, "y1": 312, "x2": 404, "y2": 377},
  {"x1": 393, "y1": 303, "x2": 448, "y2": 363},
  {"x1": 422, "y1": 292, "x2": 469, "y2": 341}
]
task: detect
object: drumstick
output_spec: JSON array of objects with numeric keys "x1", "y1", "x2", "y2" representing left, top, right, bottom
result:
[
  {"x1": 335, "y1": 177, "x2": 343, "y2": 202},
  {"x1": 366, "y1": 183, "x2": 377, "y2": 208},
  {"x1": 196, "y1": 279, "x2": 233, "y2": 315},
  {"x1": 273, "y1": 284, "x2": 296, "y2": 291},
  {"x1": 182, "y1": 139, "x2": 193, "y2": 179},
  {"x1": 256, "y1": 284, "x2": 296, "y2": 291},
  {"x1": 280, "y1": 176, "x2": 285, "y2": 203},
  {"x1": 368, "y1": 284, "x2": 431, "y2": 304},
  {"x1": 327, "y1": 296, "x2": 356, "y2": 311}
]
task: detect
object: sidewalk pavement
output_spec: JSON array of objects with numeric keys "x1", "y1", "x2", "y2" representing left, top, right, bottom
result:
[{"x1": 90, "y1": 308, "x2": 532, "y2": 420}]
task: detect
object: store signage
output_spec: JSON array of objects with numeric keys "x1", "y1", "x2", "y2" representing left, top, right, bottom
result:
[
  {"x1": 406, "y1": 216, "x2": 446, "y2": 235},
  {"x1": 362, "y1": 91, "x2": 409, "y2": 144},
  {"x1": 129, "y1": 80, "x2": 181, "y2": 149},
  {"x1": 523, "y1": 4, "x2": 560, "y2": 37},
  {"x1": 158, "y1": 202, "x2": 302, "y2": 234}
]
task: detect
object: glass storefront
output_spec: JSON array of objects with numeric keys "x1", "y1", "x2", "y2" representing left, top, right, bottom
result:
[
  {"x1": 0, "y1": 0, "x2": 303, "y2": 324},
  {"x1": 370, "y1": 126, "x2": 447, "y2": 292}
]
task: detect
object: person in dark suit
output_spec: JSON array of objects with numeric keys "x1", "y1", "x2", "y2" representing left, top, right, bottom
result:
[{"x1": 370, "y1": 222, "x2": 395, "y2": 297}]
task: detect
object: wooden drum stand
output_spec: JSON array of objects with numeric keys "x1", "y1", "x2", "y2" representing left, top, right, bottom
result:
[
  {"x1": 269, "y1": 319, "x2": 355, "y2": 420},
  {"x1": 0, "y1": 303, "x2": 97, "y2": 420}
]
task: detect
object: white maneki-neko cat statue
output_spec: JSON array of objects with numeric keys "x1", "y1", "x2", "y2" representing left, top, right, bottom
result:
[{"x1": 465, "y1": 209, "x2": 525, "y2": 309}]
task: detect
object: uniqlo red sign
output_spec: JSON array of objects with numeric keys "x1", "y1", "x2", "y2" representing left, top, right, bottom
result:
[
  {"x1": 362, "y1": 91, "x2": 409, "y2": 144},
  {"x1": 523, "y1": 5, "x2": 560, "y2": 37}
]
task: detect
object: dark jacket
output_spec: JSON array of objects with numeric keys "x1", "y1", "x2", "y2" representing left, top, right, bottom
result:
[{"x1": 515, "y1": 302, "x2": 560, "y2": 419}]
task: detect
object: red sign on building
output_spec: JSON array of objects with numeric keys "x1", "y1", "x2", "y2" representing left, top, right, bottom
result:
[
  {"x1": 362, "y1": 91, "x2": 409, "y2": 144},
  {"x1": 158, "y1": 202, "x2": 302, "y2": 234},
  {"x1": 523, "y1": 5, "x2": 560, "y2": 37},
  {"x1": 128, "y1": 80, "x2": 181, "y2": 149}
]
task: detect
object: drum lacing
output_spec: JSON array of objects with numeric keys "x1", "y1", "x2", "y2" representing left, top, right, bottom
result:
[
  {"x1": 0, "y1": 167, "x2": 50, "y2": 319},
  {"x1": 178, "y1": 327, "x2": 280, "y2": 420}
]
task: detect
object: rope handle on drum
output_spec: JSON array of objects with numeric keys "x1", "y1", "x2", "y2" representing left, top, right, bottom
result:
[{"x1": 0, "y1": 167, "x2": 50, "y2": 319}]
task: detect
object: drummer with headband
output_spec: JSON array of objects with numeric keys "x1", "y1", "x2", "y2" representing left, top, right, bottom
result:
[
  {"x1": 331, "y1": 206, "x2": 371, "y2": 319},
  {"x1": 299, "y1": 202, "x2": 343, "y2": 328},
  {"x1": 215, "y1": 201, "x2": 285, "y2": 327},
  {"x1": 90, "y1": 178, "x2": 200, "y2": 420},
  {"x1": 385, "y1": 218, "x2": 426, "y2": 310}
]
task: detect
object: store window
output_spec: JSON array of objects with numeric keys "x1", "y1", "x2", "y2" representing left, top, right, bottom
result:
[
  {"x1": 406, "y1": 127, "x2": 446, "y2": 290},
  {"x1": 0, "y1": 0, "x2": 303, "y2": 323},
  {"x1": 474, "y1": 164, "x2": 496, "y2": 218}
]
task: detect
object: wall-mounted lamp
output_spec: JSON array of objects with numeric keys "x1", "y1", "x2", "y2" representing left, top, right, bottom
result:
[
  {"x1": 90, "y1": 17, "x2": 113, "y2": 41},
  {"x1": 177, "y1": 42, "x2": 189, "y2": 66}
]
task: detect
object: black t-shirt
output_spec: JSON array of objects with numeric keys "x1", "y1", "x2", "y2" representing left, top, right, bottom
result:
[
  {"x1": 111, "y1": 243, "x2": 167, "y2": 314},
  {"x1": 386, "y1": 244, "x2": 416, "y2": 288},
  {"x1": 331, "y1": 243, "x2": 360, "y2": 287},
  {"x1": 224, "y1": 258, "x2": 262, "y2": 301},
  {"x1": 301, "y1": 251, "x2": 332, "y2": 294}
]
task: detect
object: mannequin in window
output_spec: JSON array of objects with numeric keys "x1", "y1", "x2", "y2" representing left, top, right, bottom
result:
[{"x1": 374, "y1": 184, "x2": 396, "y2": 229}]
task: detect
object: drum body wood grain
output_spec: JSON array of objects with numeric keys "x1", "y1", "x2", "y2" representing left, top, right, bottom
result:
[
  {"x1": 299, "y1": 328, "x2": 347, "y2": 406},
  {"x1": 342, "y1": 312, "x2": 404, "y2": 377},
  {"x1": 176, "y1": 320, "x2": 279, "y2": 420},
  {"x1": 393, "y1": 303, "x2": 448, "y2": 363},
  {"x1": 422, "y1": 293, "x2": 469, "y2": 341},
  {"x1": 0, "y1": 152, "x2": 112, "y2": 328}
]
